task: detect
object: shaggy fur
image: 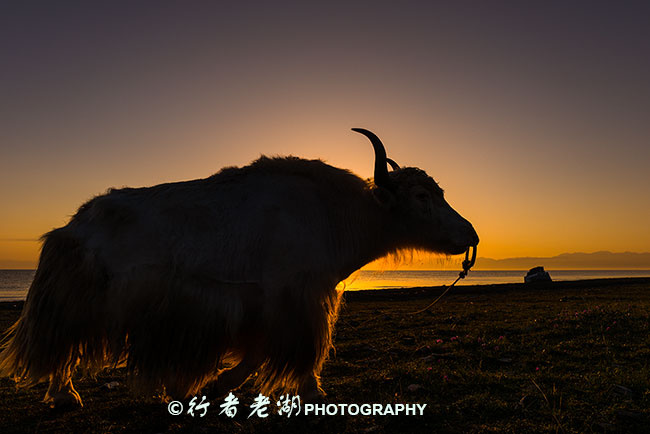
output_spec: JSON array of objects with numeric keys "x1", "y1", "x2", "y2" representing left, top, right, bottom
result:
[{"x1": 0, "y1": 152, "x2": 478, "y2": 407}]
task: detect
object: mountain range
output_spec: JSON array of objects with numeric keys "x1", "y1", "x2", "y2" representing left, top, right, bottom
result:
[
  {"x1": 2, "y1": 251, "x2": 650, "y2": 271},
  {"x1": 475, "y1": 251, "x2": 650, "y2": 270}
]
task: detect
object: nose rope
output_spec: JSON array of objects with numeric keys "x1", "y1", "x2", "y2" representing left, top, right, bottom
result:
[{"x1": 411, "y1": 245, "x2": 477, "y2": 315}]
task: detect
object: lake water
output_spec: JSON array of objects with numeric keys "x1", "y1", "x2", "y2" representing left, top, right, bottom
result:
[
  {"x1": 343, "y1": 269, "x2": 650, "y2": 290},
  {"x1": 2, "y1": 269, "x2": 650, "y2": 302}
]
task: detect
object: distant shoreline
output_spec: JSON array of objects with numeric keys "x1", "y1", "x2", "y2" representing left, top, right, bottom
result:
[
  {"x1": 2, "y1": 276, "x2": 650, "y2": 308},
  {"x1": 3, "y1": 268, "x2": 650, "y2": 271},
  {"x1": 344, "y1": 276, "x2": 650, "y2": 301}
]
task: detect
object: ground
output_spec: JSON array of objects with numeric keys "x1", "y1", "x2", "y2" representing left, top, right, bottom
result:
[{"x1": 1, "y1": 278, "x2": 648, "y2": 433}]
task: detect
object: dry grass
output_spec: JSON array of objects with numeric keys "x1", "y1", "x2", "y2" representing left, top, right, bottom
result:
[{"x1": 1, "y1": 278, "x2": 649, "y2": 433}]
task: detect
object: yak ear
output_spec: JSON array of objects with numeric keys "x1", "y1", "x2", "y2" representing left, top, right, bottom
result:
[{"x1": 372, "y1": 186, "x2": 396, "y2": 209}]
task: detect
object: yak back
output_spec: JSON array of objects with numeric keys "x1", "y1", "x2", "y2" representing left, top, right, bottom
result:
[{"x1": 66, "y1": 156, "x2": 376, "y2": 284}]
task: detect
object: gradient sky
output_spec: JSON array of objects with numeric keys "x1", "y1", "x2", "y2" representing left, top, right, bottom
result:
[{"x1": 1, "y1": 1, "x2": 649, "y2": 269}]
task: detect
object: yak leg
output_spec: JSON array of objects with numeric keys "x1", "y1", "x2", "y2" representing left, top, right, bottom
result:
[
  {"x1": 295, "y1": 292, "x2": 338, "y2": 403},
  {"x1": 298, "y1": 373, "x2": 325, "y2": 403},
  {"x1": 44, "y1": 368, "x2": 83, "y2": 409},
  {"x1": 211, "y1": 356, "x2": 260, "y2": 397}
]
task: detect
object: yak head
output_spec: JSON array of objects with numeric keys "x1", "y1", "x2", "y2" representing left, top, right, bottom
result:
[{"x1": 353, "y1": 128, "x2": 479, "y2": 256}]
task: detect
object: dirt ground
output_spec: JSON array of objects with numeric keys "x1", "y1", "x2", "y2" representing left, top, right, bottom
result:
[{"x1": 1, "y1": 278, "x2": 649, "y2": 433}]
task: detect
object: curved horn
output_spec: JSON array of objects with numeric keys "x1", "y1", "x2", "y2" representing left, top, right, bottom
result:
[
  {"x1": 351, "y1": 128, "x2": 392, "y2": 188},
  {"x1": 386, "y1": 158, "x2": 400, "y2": 171}
]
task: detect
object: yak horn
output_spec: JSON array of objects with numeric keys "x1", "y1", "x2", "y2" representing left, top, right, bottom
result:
[
  {"x1": 386, "y1": 158, "x2": 400, "y2": 171},
  {"x1": 352, "y1": 128, "x2": 392, "y2": 188}
]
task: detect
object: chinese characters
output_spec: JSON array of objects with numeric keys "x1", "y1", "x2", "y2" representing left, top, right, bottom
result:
[{"x1": 168, "y1": 393, "x2": 301, "y2": 418}]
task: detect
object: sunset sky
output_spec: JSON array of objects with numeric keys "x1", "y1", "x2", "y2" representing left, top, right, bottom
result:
[{"x1": 1, "y1": 1, "x2": 649, "y2": 269}]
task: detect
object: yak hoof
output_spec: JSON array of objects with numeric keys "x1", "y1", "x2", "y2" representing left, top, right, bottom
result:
[
  {"x1": 45, "y1": 389, "x2": 83, "y2": 410},
  {"x1": 298, "y1": 375, "x2": 326, "y2": 403},
  {"x1": 300, "y1": 388, "x2": 326, "y2": 404}
]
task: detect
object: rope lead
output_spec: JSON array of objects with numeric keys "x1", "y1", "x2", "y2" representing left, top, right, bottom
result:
[{"x1": 411, "y1": 245, "x2": 477, "y2": 315}]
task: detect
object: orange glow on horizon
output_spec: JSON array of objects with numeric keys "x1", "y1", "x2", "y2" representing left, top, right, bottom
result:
[{"x1": 3, "y1": 3, "x2": 650, "y2": 269}]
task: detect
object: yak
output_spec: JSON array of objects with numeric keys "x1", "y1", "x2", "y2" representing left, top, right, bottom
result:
[{"x1": 0, "y1": 128, "x2": 479, "y2": 408}]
